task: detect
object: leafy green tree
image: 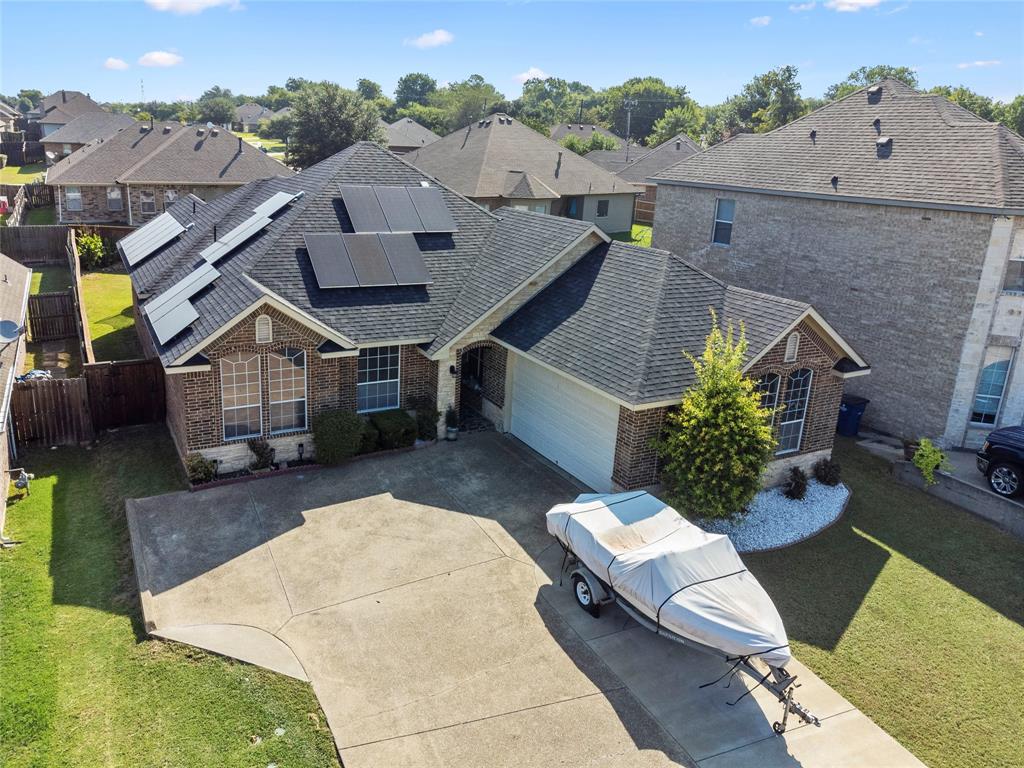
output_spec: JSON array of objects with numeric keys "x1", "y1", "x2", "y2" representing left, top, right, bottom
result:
[
  {"x1": 929, "y1": 85, "x2": 997, "y2": 121},
  {"x1": 596, "y1": 77, "x2": 687, "y2": 143},
  {"x1": 998, "y1": 95, "x2": 1024, "y2": 136},
  {"x1": 199, "y1": 85, "x2": 234, "y2": 103},
  {"x1": 516, "y1": 77, "x2": 597, "y2": 129},
  {"x1": 198, "y1": 96, "x2": 235, "y2": 126},
  {"x1": 357, "y1": 78, "x2": 383, "y2": 101},
  {"x1": 395, "y1": 73, "x2": 437, "y2": 108},
  {"x1": 559, "y1": 132, "x2": 619, "y2": 155},
  {"x1": 259, "y1": 111, "x2": 294, "y2": 140},
  {"x1": 285, "y1": 77, "x2": 312, "y2": 92},
  {"x1": 135, "y1": 111, "x2": 153, "y2": 122},
  {"x1": 647, "y1": 98, "x2": 705, "y2": 145},
  {"x1": 825, "y1": 65, "x2": 919, "y2": 101},
  {"x1": 288, "y1": 81, "x2": 385, "y2": 167},
  {"x1": 429, "y1": 75, "x2": 505, "y2": 132},
  {"x1": 176, "y1": 102, "x2": 200, "y2": 124},
  {"x1": 263, "y1": 85, "x2": 293, "y2": 111},
  {"x1": 656, "y1": 314, "x2": 776, "y2": 519},
  {"x1": 738, "y1": 66, "x2": 806, "y2": 133}
]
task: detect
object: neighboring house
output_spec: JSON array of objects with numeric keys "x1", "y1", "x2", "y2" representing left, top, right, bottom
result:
[
  {"x1": 588, "y1": 134, "x2": 701, "y2": 225},
  {"x1": 28, "y1": 90, "x2": 105, "y2": 137},
  {"x1": 383, "y1": 117, "x2": 441, "y2": 154},
  {"x1": 273, "y1": 106, "x2": 293, "y2": 119},
  {"x1": 45, "y1": 121, "x2": 292, "y2": 226},
  {"x1": 652, "y1": 79, "x2": 1024, "y2": 449},
  {"x1": 405, "y1": 114, "x2": 639, "y2": 234},
  {"x1": 119, "y1": 141, "x2": 866, "y2": 493},
  {"x1": 0, "y1": 254, "x2": 32, "y2": 536},
  {"x1": 233, "y1": 103, "x2": 276, "y2": 132},
  {"x1": 550, "y1": 123, "x2": 625, "y2": 149},
  {"x1": 39, "y1": 112, "x2": 137, "y2": 163},
  {"x1": 0, "y1": 101, "x2": 19, "y2": 132}
]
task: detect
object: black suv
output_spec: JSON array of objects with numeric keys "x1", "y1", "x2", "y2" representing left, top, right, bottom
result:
[{"x1": 976, "y1": 426, "x2": 1024, "y2": 497}]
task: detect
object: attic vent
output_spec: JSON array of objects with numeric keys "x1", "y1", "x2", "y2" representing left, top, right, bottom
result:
[
  {"x1": 211, "y1": 128, "x2": 219, "y2": 136},
  {"x1": 784, "y1": 332, "x2": 800, "y2": 363},
  {"x1": 255, "y1": 314, "x2": 272, "y2": 344},
  {"x1": 162, "y1": 125, "x2": 172, "y2": 134},
  {"x1": 876, "y1": 136, "x2": 892, "y2": 147},
  {"x1": 809, "y1": 129, "x2": 816, "y2": 141},
  {"x1": 867, "y1": 85, "x2": 882, "y2": 97},
  {"x1": 197, "y1": 128, "x2": 205, "y2": 136}
]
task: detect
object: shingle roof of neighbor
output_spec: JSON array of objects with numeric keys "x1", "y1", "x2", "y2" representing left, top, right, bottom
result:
[
  {"x1": 234, "y1": 103, "x2": 275, "y2": 123},
  {"x1": 45, "y1": 122, "x2": 291, "y2": 186},
  {"x1": 584, "y1": 143, "x2": 651, "y2": 175},
  {"x1": 654, "y1": 79, "x2": 1024, "y2": 212},
  {"x1": 550, "y1": 123, "x2": 625, "y2": 148},
  {"x1": 34, "y1": 91, "x2": 104, "y2": 125},
  {"x1": 386, "y1": 118, "x2": 441, "y2": 149},
  {"x1": 405, "y1": 114, "x2": 640, "y2": 200},
  {"x1": 612, "y1": 134, "x2": 701, "y2": 184},
  {"x1": 122, "y1": 142, "x2": 848, "y2": 405},
  {"x1": 40, "y1": 112, "x2": 137, "y2": 146}
]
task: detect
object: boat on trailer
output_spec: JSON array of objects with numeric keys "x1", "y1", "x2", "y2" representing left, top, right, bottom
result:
[{"x1": 547, "y1": 490, "x2": 820, "y2": 734}]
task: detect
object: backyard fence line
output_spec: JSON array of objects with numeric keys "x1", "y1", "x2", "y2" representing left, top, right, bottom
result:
[
  {"x1": 27, "y1": 290, "x2": 76, "y2": 341},
  {"x1": 0, "y1": 225, "x2": 69, "y2": 264},
  {"x1": 23, "y1": 183, "x2": 54, "y2": 208},
  {"x1": 10, "y1": 377, "x2": 94, "y2": 446},
  {"x1": 65, "y1": 229, "x2": 95, "y2": 364},
  {"x1": 3, "y1": 186, "x2": 29, "y2": 226},
  {"x1": 75, "y1": 223, "x2": 133, "y2": 243}
]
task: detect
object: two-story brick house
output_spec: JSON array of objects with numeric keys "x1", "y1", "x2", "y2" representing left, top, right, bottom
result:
[
  {"x1": 46, "y1": 121, "x2": 291, "y2": 226},
  {"x1": 652, "y1": 79, "x2": 1024, "y2": 449},
  {"x1": 121, "y1": 142, "x2": 867, "y2": 491}
]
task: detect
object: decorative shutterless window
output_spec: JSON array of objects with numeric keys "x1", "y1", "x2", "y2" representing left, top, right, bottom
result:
[
  {"x1": 164, "y1": 189, "x2": 178, "y2": 209},
  {"x1": 65, "y1": 186, "x2": 82, "y2": 211},
  {"x1": 220, "y1": 352, "x2": 262, "y2": 440},
  {"x1": 712, "y1": 198, "x2": 735, "y2": 245},
  {"x1": 756, "y1": 373, "x2": 781, "y2": 416},
  {"x1": 357, "y1": 346, "x2": 400, "y2": 413},
  {"x1": 106, "y1": 186, "x2": 123, "y2": 211},
  {"x1": 971, "y1": 348, "x2": 1012, "y2": 425},
  {"x1": 268, "y1": 348, "x2": 306, "y2": 434},
  {"x1": 139, "y1": 189, "x2": 156, "y2": 214},
  {"x1": 776, "y1": 368, "x2": 813, "y2": 454},
  {"x1": 62, "y1": 143, "x2": 72, "y2": 155}
]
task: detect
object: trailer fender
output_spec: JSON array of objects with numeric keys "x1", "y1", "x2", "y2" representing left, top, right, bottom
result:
[{"x1": 571, "y1": 566, "x2": 611, "y2": 604}]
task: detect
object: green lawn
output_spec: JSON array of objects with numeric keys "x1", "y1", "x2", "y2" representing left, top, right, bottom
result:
[
  {"x1": 747, "y1": 439, "x2": 1024, "y2": 768},
  {"x1": 236, "y1": 131, "x2": 287, "y2": 158},
  {"x1": 610, "y1": 224, "x2": 652, "y2": 247},
  {"x1": 24, "y1": 206, "x2": 56, "y2": 225},
  {"x1": 0, "y1": 427, "x2": 340, "y2": 768},
  {"x1": 80, "y1": 268, "x2": 142, "y2": 361},
  {"x1": 29, "y1": 265, "x2": 71, "y2": 294},
  {"x1": 0, "y1": 162, "x2": 45, "y2": 185}
]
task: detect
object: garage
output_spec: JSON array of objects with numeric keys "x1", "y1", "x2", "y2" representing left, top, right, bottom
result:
[{"x1": 507, "y1": 352, "x2": 619, "y2": 491}]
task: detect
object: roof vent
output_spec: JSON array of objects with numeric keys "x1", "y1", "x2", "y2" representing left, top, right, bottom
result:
[
  {"x1": 478, "y1": 120, "x2": 485, "y2": 127},
  {"x1": 830, "y1": 175, "x2": 839, "y2": 188},
  {"x1": 876, "y1": 136, "x2": 892, "y2": 147},
  {"x1": 162, "y1": 125, "x2": 172, "y2": 134},
  {"x1": 211, "y1": 128, "x2": 219, "y2": 136},
  {"x1": 197, "y1": 128, "x2": 205, "y2": 136},
  {"x1": 872, "y1": 117, "x2": 881, "y2": 133},
  {"x1": 867, "y1": 85, "x2": 882, "y2": 97},
  {"x1": 238, "y1": 136, "x2": 243, "y2": 153},
  {"x1": 809, "y1": 129, "x2": 817, "y2": 142},
  {"x1": 676, "y1": 140, "x2": 681, "y2": 150}
]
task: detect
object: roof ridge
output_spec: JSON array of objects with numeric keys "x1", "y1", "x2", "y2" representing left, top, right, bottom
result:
[
  {"x1": 383, "y1": 141, "x2": 502, "y2": 221},
  {"x1": 725, "y1": 283, "x2": 810, "y2": 309},
  {"x1": 115, "y1": 123, "x2": 185, "y2": 182}
]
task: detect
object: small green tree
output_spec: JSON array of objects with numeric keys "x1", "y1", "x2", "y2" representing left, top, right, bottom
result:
[
  {"x1": 657, "y1": 313, "x2": 776, "y2": 518},
  {"x1": 559, "y1": 132, "x2": 618, "y2": 155},
  {"x1": 288, "y1": 82, "x2": 385, "y2": 167}
]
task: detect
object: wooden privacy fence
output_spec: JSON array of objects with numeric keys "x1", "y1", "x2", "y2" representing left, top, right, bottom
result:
[
  {"x1": 0, "y1": 225, "x2": 70, "y2": 264},
  {"x1": 27, "y1": 291, "x2": 76, "y2": 341},
  {"x1": 22, "y1": 183, "x2": 53, "y2": 207},
  {"x1": 9, "y1": 359, "x2": 165, "y2": 446}
]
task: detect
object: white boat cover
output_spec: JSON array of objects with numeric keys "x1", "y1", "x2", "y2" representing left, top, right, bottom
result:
[{"x1": 547, "y1": 491, "x2": 791, "y2": 667}]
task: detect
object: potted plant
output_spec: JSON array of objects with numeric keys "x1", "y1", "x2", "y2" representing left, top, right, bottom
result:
[{"x1": 445, "y1": 407, "x2": 459, "y2": 441}]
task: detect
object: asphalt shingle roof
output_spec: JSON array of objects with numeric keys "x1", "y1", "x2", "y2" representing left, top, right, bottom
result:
[
  {"x1": 405, "y1": 114, "x2": 639, "y2": 200},
  {"x1": 613, "y1": 134, "x2": 701, "y2": 184},
  {"x1": 386, "y1": 118, "x2": 441, "y2": 149},
  {"x1": 234, "y1": 103, "x2": 275, "y2": 124},
  {"x1": 654, "y1": 80, "x2": 1024, "y2": 212},
  {"x1": 31, "y1": 91, "x2": 103, "y2": 124},
  {"x1": 550, "y1": 123, "x2": 624, "y2": 148},
  {"x1": 39, "y1": 112, "x2": 137, "y2": 146}
]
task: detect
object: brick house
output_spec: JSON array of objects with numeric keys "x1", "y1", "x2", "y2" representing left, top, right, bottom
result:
[
  {"x1": 27, "y1": 90, "x2": 105, "y2": 137},
  {"x1": 651, "y1": 80, "x2": 1024, "y2": 449},
  {"x1": 121, "y1": 142, "x2": 866, "y2": 491},
  {"x1": 381, "y1": 117, "x2": 441, "y2": 155},
  {"x1": 45, "y1": 121, "x2": 291, "y2": 226},
  {"x1": 39, "y1": 111, "x2": 137, "y2": 163}
]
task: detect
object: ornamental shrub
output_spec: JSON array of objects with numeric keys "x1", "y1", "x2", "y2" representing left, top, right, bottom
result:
[
  {"x1": 783, "y1": 466, "x2": 808, "y2": 500},
  {"x1": 656, "y1": 312, "x2": 776, "y2": 519},
  {"x1": 912, "y1": 437, "x2": 951, "y2": 486},
  {"x1": 184, "y1": 453, "x2": 216, "y2": 485},
  {"x1": 247, "y1": 438, "x2": 275, "y2": 470},
  {"x1": 312, "y1": 409, "x2": 365, "y2": 464},
  {"x1": 77, "y1": 232, "x2": 108, "y2": 271},
  {"x1": 812, "y1": 457, "x2": 842, "y2": 486},
  {"x1": 370, "y1": 409, "x2": 417, "y2": 450},
  {"x1": 359, "y1": 420, "x2": 379, "y2": 454}
]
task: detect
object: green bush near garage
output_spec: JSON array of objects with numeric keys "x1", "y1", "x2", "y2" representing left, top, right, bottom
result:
[{"x1": 369, "y1": 409, "x2": 417, "y2": 450}]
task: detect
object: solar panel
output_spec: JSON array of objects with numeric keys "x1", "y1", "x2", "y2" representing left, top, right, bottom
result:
[
  {"x1": 408, "y1": 186, "x2": 458, "y2": 233},
  {"x1": 150, "y1": 301, "x2": 199, "y2": 345},
  {"x1": 343, "y1": 234, "x2": 395, "y2": 287},
  {"x1": 379, "y1": 233, "x2": 432, "y2": 286},
  {"x1": 119, "y1": 212, "x2": 186, "y2": 266},
  {"x1": 303, "y1": 233, "x2": 358, "y2": 288},
  {"x1": 145, "y1": 262, "x2": 220, "y2": 321},
  {"x1": 252, "y1": 190, "x2": 302, "y2": 218},
  {"x1": 339, "y1": 185, "x2": 389, "y2": 233},
  {"x1": 374, "y1": 186, "x2": 424, "y2": 233},
  {"x1": 200, "y1": 213, "x2": 273, "y2": 264}
]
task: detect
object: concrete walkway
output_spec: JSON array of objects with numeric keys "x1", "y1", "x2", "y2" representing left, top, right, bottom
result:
[{"x1": 127, "y1": 433, "x2": 924, "y2": 767}]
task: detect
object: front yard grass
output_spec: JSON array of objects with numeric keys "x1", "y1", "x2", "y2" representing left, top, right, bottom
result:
[
  {"x1": 0, "y1": 426, "x2": 340, "y2": 768},
  {"x1": 747, "y1": 438, "x2": 1024, "y2": 768},
  {"x1": 0, "y1": 162, "x2": 45, "y2": 185},
  {"x1": 611, "y1": 224, "x2": 652, "y2": 247},
  {"x1": 236, "y1": 131, "x2": 287, "y2": 159},
  {"x1": 80, "y1": 268, "x2": 142, "y2": 361},
  {"x1": 29, "y1": 265, "x2": 72, "y2": 294}
]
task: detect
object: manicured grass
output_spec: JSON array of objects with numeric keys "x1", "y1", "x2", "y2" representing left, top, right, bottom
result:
[
  {"x1": 24, "y1": 206, "x2": 55, "y2": 225},
  {"x1": 0, "y1": 427, "x2": 340, "y2": 768},
  {"x1": 610, "y1": 224, "x2": 652, "y2": 247},
  {"x1": 236, "y1": 131, "x2": 287, "y2": 158},
  {"x1": 29, "y1": 265, "x2": 72, "y2": 294},
  {"x1": 746, "y1": 438, "x2": 1024, "y2": 768},
  {"x1": 80, "y1": 268, "x2": 142, "y2": 361},
  {"x1": 21, "y1": 340, "x2": 82, "y2": 378},
  {"x1": 0, "y1": 162, "x2": 45, "y2": 185}
]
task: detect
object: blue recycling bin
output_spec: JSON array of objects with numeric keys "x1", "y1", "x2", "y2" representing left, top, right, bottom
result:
[{"x1": 836, "y1": 395, "x2": 869, "y2": 437}]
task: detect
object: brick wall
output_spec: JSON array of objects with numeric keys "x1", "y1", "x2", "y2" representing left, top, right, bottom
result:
[
  {"x1": 56, "y1": 182, "x2": 239, "y2": 225},
  {"x1": 401, "y1": 345, "x2": 438, "y2": 409},
  {"x1": 612, "y1": 406, "x2": 666, "y2": 489},
  {"x1": 652, "y1": 184, "x2": 993, "y2": 441}
]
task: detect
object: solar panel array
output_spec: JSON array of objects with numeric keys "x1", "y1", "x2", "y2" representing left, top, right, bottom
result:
[
  {"x1": 119, "y1": 212, "x2": 189, "y2": 266},
  {"x1": 202, "y1": 190, "x2": 305, "y2": 264},
  {"x1": 303, "y1": 232, "x2": 433, "y2": 289},
  {"x1": 339, "y1": 185, "x2": 458, "y2": 234},
  {"x1": 144, "y1": 262, "x2": 220, "y2": 344}
]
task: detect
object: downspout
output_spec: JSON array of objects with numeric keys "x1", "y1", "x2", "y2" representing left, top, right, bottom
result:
[
  {"x1": 56, "y1": 185, "x2": 62, "y2": 222},
  {"x1": 126, "y1": 183, "x2": 132, "y2": 226}
]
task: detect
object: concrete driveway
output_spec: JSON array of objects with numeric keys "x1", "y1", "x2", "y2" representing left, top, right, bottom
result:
[{"x1": 128, "y1": 433, "x2": 923, "y2": 767}]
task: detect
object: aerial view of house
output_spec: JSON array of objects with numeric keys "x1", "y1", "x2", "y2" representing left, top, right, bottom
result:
[
  {"x1": 233, "y1": 102, "x2": 276, "y2": 132},
  {"x1": 27, "y1": 89, "x2": 106, "y2": 137},
  {"x1": 39, "y1": 111, "x2": 137, "y2": 162}
]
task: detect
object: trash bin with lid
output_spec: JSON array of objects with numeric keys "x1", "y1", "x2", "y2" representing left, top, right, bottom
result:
[{"x1": 836, "y1": 395, "x2": 869, "y2": 437}]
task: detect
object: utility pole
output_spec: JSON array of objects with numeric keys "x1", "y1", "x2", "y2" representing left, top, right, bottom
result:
[
  {"x1": 140, "y1": 79, "x2": 145, "y2": 103},
  {"x1": 623, "y1": 98, "x2": 638, "y2": 162}
]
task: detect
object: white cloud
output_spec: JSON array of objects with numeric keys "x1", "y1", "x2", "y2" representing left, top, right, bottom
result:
[
  {"x1": 404, "y1": 29, "x2": 454, "y2": 49},
  {"x1": 145, "y1": 0, "x2": 242, "y2": 13},
  {"x1": 789, "y1": 2, "x2": 816, "y2": 11},
  {"x1": 750, "y1": 15, "x2": 772, "y2": 26},
  {"x1": 104, "y1": 57, "x2": 129, "y2": 71},
  {"x1": 974, "y1": 30, "x2": 984, "y2": 37},
  {"x1": 957, "y1": 60, "x2": 1000, "y2": 69},
  {"x1": 824, "y1": 0, "x2": 882, "y2": 11},
  {"x1": 883, "y1": 3, "x2": 909, "y2": 14},
  {"x1": 138, "y1": 50, "x2": 184, "y2": 67},
  {"x1": 514, "y1": 66, "x2": 549, "y2": 84}
]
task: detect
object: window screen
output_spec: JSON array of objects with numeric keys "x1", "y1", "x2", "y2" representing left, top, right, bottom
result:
[
  {"x1": 66, "y1": 186, "x2": 82, "y2": 211},
  {"x1": 269, "y1": 348, "x2": 306, "y2": 433},
  {"x1": 140, "y1": 190, "x2": 156, "y2": 214},
  {"x1": 221, "y1": 352, "x2": 261, "y2": 440},
  {"x1": 971, "y1": 350, "x2": 1012, "y2": 425},
  {"x1": 107, "y1": 186, "x2": 123, "y2": 211},
  {"x1": 357, "y1": 346, "x2": 400, "y2": 413},
  {"x1": 776, "y1": 369, "x2": 813, "y2": 454},
  {"x1": 596, "y1": 199, "x2": 610, "y2": 217},
  {"x1": 712, "y1": 198, "x2": 735, "y2": 245}
]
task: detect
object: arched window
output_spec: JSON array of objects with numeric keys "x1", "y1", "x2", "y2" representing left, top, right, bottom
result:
[
  {"x1": 756, "y1": 373, "x2": 780, "y2": 420},
  {"x1": 269, "y1": 348, "x2": 307, "y2": 433},
  {"x1": 777, "y1": 368, "x2": 813, "y2": 454},
  {"x1": 255, "y1": 314, "x2": 273, "y2": 344},
  {"x1": 221, "y1": 352, "x2": 261, "y2": 440},
  {"x1": 784, "y1": 332, "x2": 800, "y2": 363}
]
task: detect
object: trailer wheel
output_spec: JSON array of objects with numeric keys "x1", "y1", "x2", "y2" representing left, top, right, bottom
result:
[
  {"x1": 572, "y1": 574, "x2": 600, "y2": 618},
  {"x1": 773, "y1": 721, "x2": 786, "y2": 735}
]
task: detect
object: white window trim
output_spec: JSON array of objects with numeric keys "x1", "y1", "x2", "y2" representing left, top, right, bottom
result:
[
  {"x1": 757, "y1": 372, "x2": 781, "y2": 419},
  {"x1": 65, "y1": 186, "x2": 82, "y2": 212},
  {"x1": 255, "y1": 314, "x2": 273, "y2": 344},
  {"x1": 776, "y1": 369, "x2": 813, "y2": 456},
  {"x1": 164, "y1": 189, "x2": 178, "y2": 210},
  {"x1": 106, "y1": 186, "x2": 123, "y2": 212},
  {"x1": 711, "y1": 198, "x2": 735, "y2": 246},
  {"x1": 969, "y1": 350, "x2": 1014, "y2": 426},
  {"x1": 268, "y1": 348, "x2": 307, "y2": 436},
  {"x1": 220, "y1": 352, "x2": 262, "y2": 441},
  {"x1": 356, "y1": 345, "x2": 401, "y2": 414},
  {"x1": 139, "y1": 189, "x2": 157, "y2": 215}
]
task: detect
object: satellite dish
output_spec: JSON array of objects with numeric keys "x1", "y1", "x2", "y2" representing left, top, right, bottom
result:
[
  {"x1": 45, "y1": 151, "x2": 56, "y2": 160},
  {"x1": 206, "y1": 121, "x2": 214, "y2": 130},
  {"x1": 0, "y1": 320, "x2": 20, "y2": 344}
]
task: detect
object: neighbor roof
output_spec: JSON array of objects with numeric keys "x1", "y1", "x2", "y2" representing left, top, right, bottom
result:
[
  {"x1": 405, "y1": 114, "x2": 640, "y2": 200},
  {"x1": 613, "y1": 134, "x2": 701, "y2": 184},
  {"x1": 584, "y1": 143, "x2": 650, "y2": 175},
  {"x1": 235, "y1": 103, "x2": 275, "y2": 124},
  {"x1": 40, "y1": 112, "x2": 137, "y2": 146},
  {"x1": 0, "y1": 101, "x2": 19, "y2": 119},
  {"x1": 33, "y1": 90, "x2": 104, "y2": 125},
  {"x1": 550, "y1": 123, "x2": 624, "y2": 148},
  {"x1": 386, "y1": 118, "x2": 441, "y2": 149},
  {"x1": 46, "y1": 122, "x2": 291, "y2": 186},
  {"x1": 654, "y1": 79, "x2": 1024, "y2": 213}
]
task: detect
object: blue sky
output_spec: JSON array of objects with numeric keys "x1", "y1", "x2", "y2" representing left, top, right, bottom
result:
[{"x1": 2, "y1": 1, "x2": 1021, "y2": 105}]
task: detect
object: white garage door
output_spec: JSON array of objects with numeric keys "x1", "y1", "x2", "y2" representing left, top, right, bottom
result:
[{"x1": 508, "y1": 353, "x2": 619, "y2": 491}]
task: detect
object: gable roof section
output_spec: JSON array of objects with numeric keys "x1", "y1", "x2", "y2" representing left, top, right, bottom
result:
[
  {"x1": 40, "y1": 112, "x2": 137, "y2": 146},
  {"x1": 550, "y1": 123, "x2": 624, "y2": 148},
  {"x1": 405, "y1": 114, "x2": 639, "y2": 200},
  {"x1": 234, "y1": 103, "x2": 275, "y2": 123},
  {"x1": 654, "y1": 79, "x2": 1024, "y2": 213},
  {"x1": 387, "y1": 118, "x2": 441, "y2": 149},
  {"x1": 614, "y1": 134, "x2": 701, "y2": 184},
  {"x1": 32, "y1": 91, "x2": 103, "y2": 124}
]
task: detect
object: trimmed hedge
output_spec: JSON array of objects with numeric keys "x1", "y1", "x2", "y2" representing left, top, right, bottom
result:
[
  {"x1": 312, "y1": 409, "x2": 366, "y2": 464},
  {"x1": 369, "y1": 409, "x2": 417, "y2": 450}
]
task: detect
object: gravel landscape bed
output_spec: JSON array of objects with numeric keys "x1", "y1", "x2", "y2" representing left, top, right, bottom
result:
[{"x1": 699, "y1": 480, "x2": 850, "y2": 552}]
